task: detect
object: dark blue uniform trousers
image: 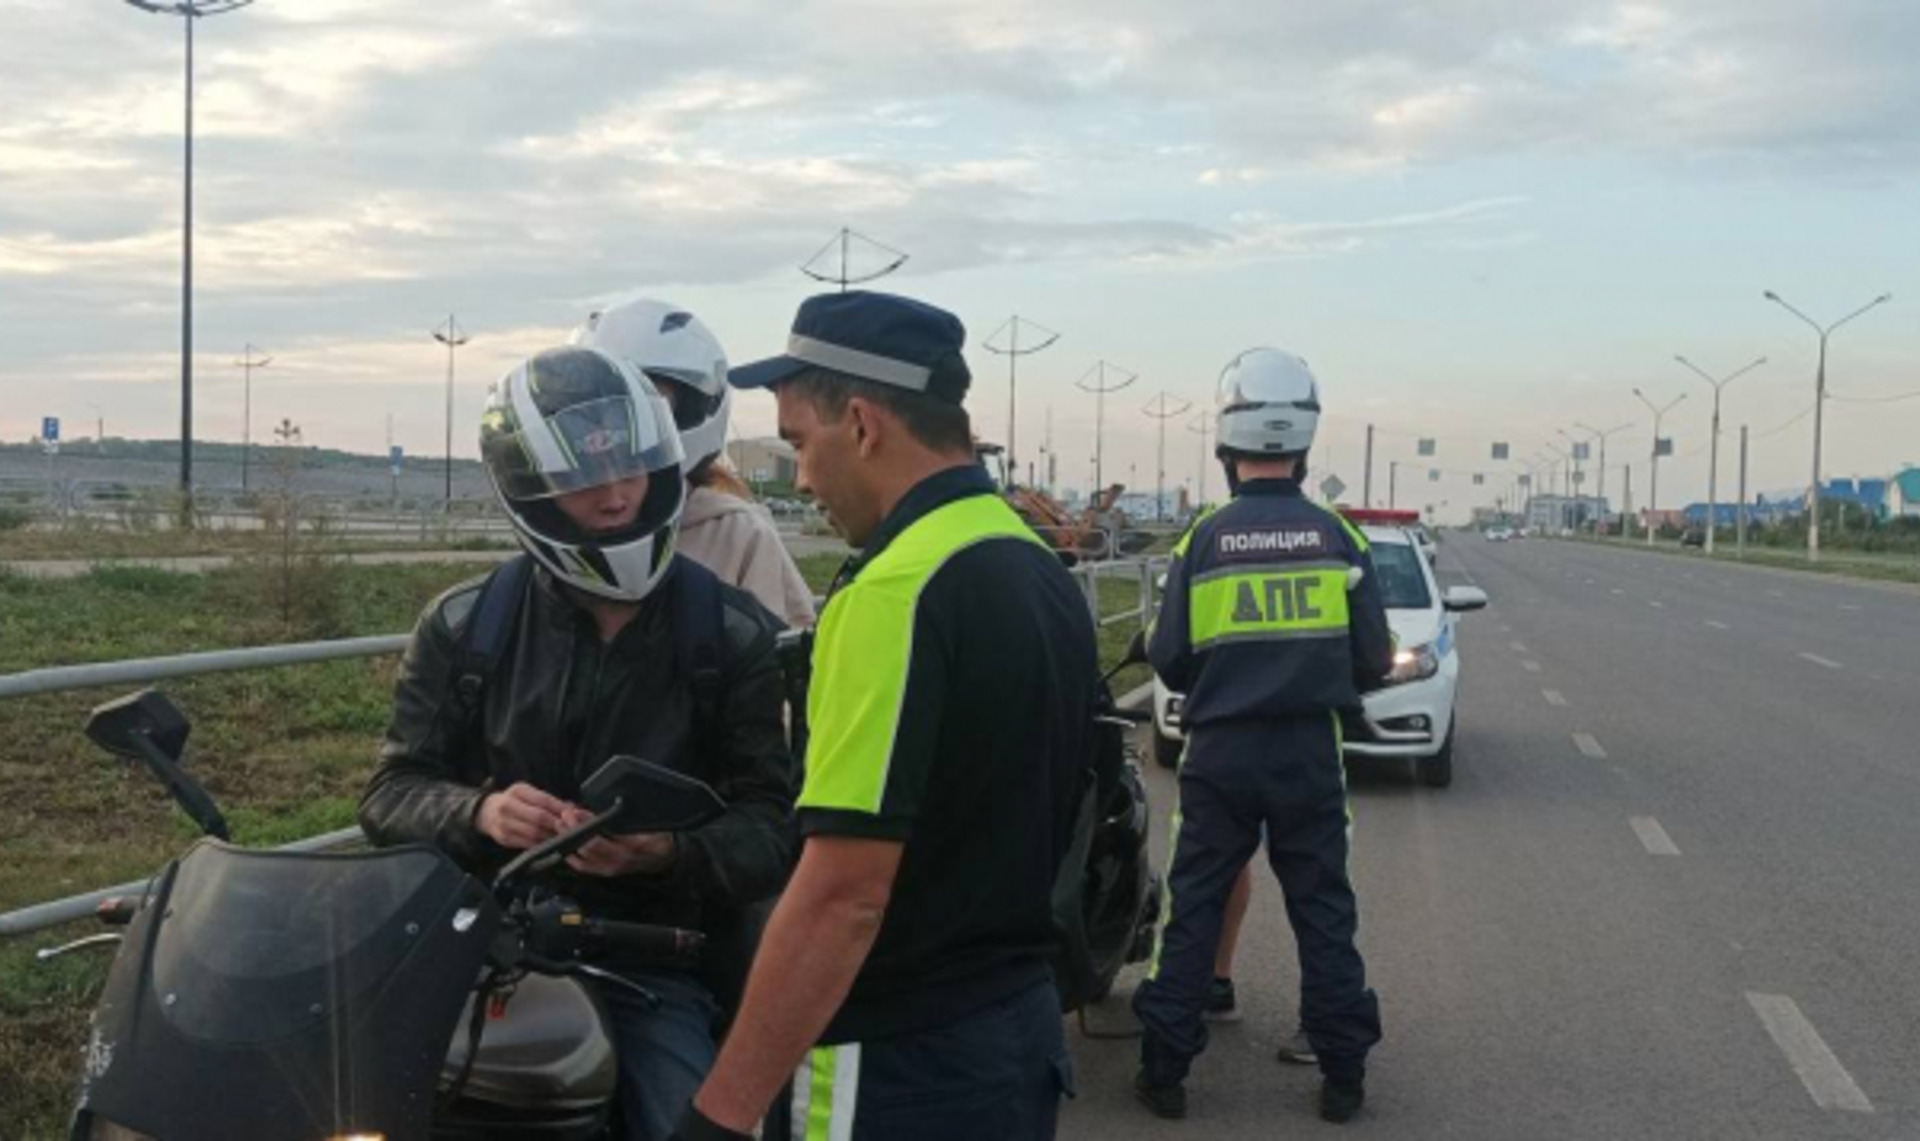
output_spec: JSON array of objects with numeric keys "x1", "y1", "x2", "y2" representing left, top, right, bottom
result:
[{"x1": 1133, "y1": 716, "x2": 1381, "y2": 1087}]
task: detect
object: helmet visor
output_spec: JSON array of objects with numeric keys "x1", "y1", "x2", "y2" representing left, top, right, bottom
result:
[
  {"x1": 486, "y1": 390, "x2": 684, "y2": 502},
  {"x1": 1217, "y1": 350, "x2": 1321, "y2": 413}
]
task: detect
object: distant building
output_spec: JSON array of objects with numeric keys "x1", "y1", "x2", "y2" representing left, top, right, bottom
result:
[
  {"x1": 1891, "y1": 468, "x2": 1920, "y2": 517},
  {"x1": 724, "y1": 438, "x2": 796, "y2": 487},
  {"x1": 1525, "y1": 494, "x2": 1608, "y2": 531}
]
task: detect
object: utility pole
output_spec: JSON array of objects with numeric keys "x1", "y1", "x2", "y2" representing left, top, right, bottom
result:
[
  {"x1": 1363, "y1": 423, "x2": 1375, "y2": 508},
  {"x1": 1762, "y1": 289, "x2": 1892, "y2": 562},
  {"x1": 982, "y1": 315, "x2": 1060, "y2": 486},
  {"x1": 433, "y1": 315, "x2": 470, "y2": 508},
  {"x1": 1574, "y1": 421, "x2": 1633, "y2": 534},
  {"x1": 121, "y1": 0, "x2": 256, "y2": 502},
  {"x1": 1143, "y1": 392, "x2": 1192, "y2": 523},
  {"x1": 1675, "y1": 353, "x2": 1766, "y2": 554},
  {"x1": 800, "y1": 227, "x2": 909, "y2": 292},
  {"x1": 234, "y1": 343, "x2": 271, "y2": 493},
  {"x1": 1624, "y1": 465, "x2": 1635, "y2": 538},
  {"x1": 1633, "y1": 387, "x2": 1687, "y2": 545},
  {"x1": 1188, "y1": 412, "x2": 1213, "y2": 507},
  {"x1": 1389, "y1": 462, "x2": 1399, "y2": 509},
  {"x1": 1075, "y1": 360, "x2": 1137, "y2": 496},
  {"x1": 1736, "y1": 424, "x2": 1750, "y2": 555}
]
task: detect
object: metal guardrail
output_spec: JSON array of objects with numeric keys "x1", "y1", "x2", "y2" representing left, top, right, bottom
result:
[{"x1": 0, "y1": 554, "x2": 1168, "y2": 939}]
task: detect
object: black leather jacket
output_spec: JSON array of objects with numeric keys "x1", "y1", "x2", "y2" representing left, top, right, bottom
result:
[{"x1": 358, "y1": 560, "x2": 798, "y2": 933}]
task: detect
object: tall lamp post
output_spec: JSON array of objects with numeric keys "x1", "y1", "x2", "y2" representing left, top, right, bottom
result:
[
  {"x1": 1143, "y1": 392, "x2": 1193, "y2": 523},
  {"x1": 1075, "y1": 360, "x2": 1137, "y2": 496},
  {"x1": 121, "y1": 0, "x2": 257, "y2": 501},
  {"x1": 1762, "y1": 289, "x2": 1891, "y2": 562},
  {"x1": 982, "y1": 316, "x2": 1060, "y2": 487},
  {"x1": 433, "y1": 315, "x2": 471, "y2": 507},
  {"x1": 1673, "y1": 354, "x2": 1765, "y2": 555},
  {"x1": 1188, "y1": 412, "x2": 1213, "y2": 508},
  {"x1": 1633, "y1": 388, "x2": 1687, "y2": 546},
  {"x1": 234, "y1": 344, "x2": 272, "y2": 493},
  {"x1": 1573, "y1": 421, "x2": 1634, "y2": 535}
]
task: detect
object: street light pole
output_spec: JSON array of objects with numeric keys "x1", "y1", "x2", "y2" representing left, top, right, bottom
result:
[
  {"x1": 1762, "y1": 290, "x2": 1892, "y2": 562},
  {"x1": 1633, "y1": 388, "x2": 1688, "y2": 546},
  {"x1": 1574, "y1": 421, "x2": 1634, "y2": 535},
  {"x1": 1075, "y1": 360, "x2": 1137, "y2": 496},
  {"x1": 982, "y1": 316, "x2": 1060, "y2": 487},
  {"x1": 234, "y1": 344, "x2": 272, "y2": 493},
  {"x1": 1188, "y1": 412, "x2": 1213, "y2": 508},
  {"x1": 1143, "y1": 392, "x2": 1192, "y2": 524},
  {"x1": 1674, "y1": 354, "x2": 1765, "y2": 555},
  {"x1": 433, "y1": 315, "x2": 471, "y2": 507},
  {"x1": 122, "y1": 0, "x2": 254, "y2": 503}
]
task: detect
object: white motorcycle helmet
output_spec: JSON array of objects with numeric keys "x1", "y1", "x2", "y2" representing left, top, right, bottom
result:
[
  {"x1": 572, "y1": 299, "x2": 732, "y2": 475},
  {"x1": 1215, "y1": 347, "x2": 1321, "y2": 457},
  {"x1": 480, "y1": 345, "x2": 686, "y2": 602}
]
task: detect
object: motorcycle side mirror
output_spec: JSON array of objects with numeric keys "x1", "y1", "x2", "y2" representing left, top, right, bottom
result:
[
  {"x1": 83, "y1": 690, "x2": 229, "y2": 841},
  {"x1": 86, "y1": 689, "x2": 189, "y2": 762},
  {"x1": 581, "y1": 756, "x2": 726, "y2": 835},
  {"x1": 1123, "y1": 630, "x2": 1149, "y2": 667}
]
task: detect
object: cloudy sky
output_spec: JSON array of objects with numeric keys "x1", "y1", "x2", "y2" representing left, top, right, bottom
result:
[{"x1": 4, "y1": 0, "x2": 1918, "y2": 517}]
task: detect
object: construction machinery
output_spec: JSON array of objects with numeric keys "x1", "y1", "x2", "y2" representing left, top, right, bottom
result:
[{"x1": 976, "y1": 442, "x2": 1155, "y2": 560}]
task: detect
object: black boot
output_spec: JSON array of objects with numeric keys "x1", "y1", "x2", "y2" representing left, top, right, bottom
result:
[
  {"x1": 1319, "y1": 1078, "x2": 1365, "y2": 1124},
  {"x1": 1134, "y1": 1070, "x2": 1188, "y2": 1120}
]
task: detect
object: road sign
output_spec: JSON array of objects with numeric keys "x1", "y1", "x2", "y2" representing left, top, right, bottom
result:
[
  {"x1": 1428, "y1": 469, "x2": 1440, "y2": 482},
  {"x1": 1491, "y1": 442, "x2": 1509, "y2": 460},
  {"x1": 1519, "y1": 474, "x2": 1532, "y2": 487},
  {"x1": 389, "y1": 445, "x2": 404, "y2": 475},
  {"x1": 1573, "y1": 442, "x2": 1591, "y2": 461},
  {"x1": 1473, "y1": 473, "x2": 1485, "y2": 486},
  {"x1": 1655, "y1": 438, "x2": 1674, "y2": 457},
  {"x1": 1573, "y1": 471, "x2": 1586, "y2": 485},
  {"x1": 41, "y1": 416, "x2": 59, "y2": 443},
  {"x1": 1417, "y1": 438, "x2": 1436, "y2": 457},
  {"x1": 1320, "y1": 474, "x2": 1347, "y2": 501}
]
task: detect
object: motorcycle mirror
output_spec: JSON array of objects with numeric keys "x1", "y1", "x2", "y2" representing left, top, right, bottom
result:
[
  {"x1": 1123, "y1": 630, "x2": 1149, "y2": 667},
  {"x1": 86, "y1": 690, "x2": 189, "y2": 762},
  {"x1": 580, "y1": 756, "x2": 726, "y2": 835}
]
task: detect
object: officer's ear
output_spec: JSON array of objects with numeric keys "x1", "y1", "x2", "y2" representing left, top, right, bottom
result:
[{"x1": 845, "y1": 396, "x2": 886, "y2": 459}]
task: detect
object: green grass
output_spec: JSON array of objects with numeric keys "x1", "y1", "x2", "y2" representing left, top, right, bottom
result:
[{"x1": 1568, "y1": 534, "x2": 1920, "y2": 587}]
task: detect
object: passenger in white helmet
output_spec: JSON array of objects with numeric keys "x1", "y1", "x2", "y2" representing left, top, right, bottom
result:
[{"x1": 576, "y1": 300, "x2": 815, "y2": 630}]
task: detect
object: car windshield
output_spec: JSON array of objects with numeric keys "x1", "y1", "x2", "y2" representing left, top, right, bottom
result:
[{"x1": 1370, "y1": 541, "x2": 1432, "y2": 611}]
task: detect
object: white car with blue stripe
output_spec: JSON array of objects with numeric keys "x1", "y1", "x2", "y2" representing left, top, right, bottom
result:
[{"x1": 1151, "y1": 517, "x2": 1487, "y2": 788}]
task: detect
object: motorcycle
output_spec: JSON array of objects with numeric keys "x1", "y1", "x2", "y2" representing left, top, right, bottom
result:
[{"x1": 46, "y1": 688, "x2": 724, "y2": 1141}]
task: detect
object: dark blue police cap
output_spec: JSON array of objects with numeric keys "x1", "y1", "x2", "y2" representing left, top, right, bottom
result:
[{"x1": 728, "y1": 290, "x2": 971, "y2": 405}]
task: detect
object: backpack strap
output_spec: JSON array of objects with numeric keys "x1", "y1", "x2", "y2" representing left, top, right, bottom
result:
[
  {"x1": 671, "y1": 558, "x2": 728, "y2": 733},
  {"x1": 452, "y1": 553, "x2": 533, "y2": 722}
]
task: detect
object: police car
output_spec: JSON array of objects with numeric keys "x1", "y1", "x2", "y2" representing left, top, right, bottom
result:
[{"x1": 1150, "y1": 508, "x2": 1488, "y2": 788}]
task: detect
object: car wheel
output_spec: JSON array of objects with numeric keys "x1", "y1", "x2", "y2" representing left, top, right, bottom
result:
[
  {"x1": 1153, "y1": 730, "x2": 1184, "y2": 770},
  {"x1": 1418, "y1": 723, "x2": 1455, "y2": 789}
]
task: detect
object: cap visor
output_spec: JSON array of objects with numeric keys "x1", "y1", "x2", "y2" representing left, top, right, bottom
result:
[{"x1": 728, "y1": 355, "x2": 811, "y2": 391}]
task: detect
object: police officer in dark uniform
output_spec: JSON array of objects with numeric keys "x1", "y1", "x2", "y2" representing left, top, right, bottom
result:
[{"x1": 1132, "y1": 347, "x2": 1394, "y2": 1124}]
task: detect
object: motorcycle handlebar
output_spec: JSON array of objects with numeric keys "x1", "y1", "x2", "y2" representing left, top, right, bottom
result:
[
  {"x1": 580, "y1": 919, "x2": 706, "y2": 963},
  {"x1": 1098, "y1": 707, "x2": 1153, "y2": 725}
]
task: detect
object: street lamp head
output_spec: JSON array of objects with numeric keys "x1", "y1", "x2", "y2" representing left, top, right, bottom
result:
[{"x1": 1763, "y1": 290, "x2": 1780, "y2": 301}]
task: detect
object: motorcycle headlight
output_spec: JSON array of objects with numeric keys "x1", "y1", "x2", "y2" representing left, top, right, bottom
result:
[{"x1": 1387, "y1": 642, "x2": 1440, "y2": 685}]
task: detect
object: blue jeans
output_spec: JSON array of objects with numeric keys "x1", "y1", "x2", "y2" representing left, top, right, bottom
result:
[{"x1": 594, "y1": 970, "x2": 720, "y2": 1141}]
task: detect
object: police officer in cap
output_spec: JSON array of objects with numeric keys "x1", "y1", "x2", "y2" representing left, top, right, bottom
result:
[
  {"x1": 1132, "y1": 348, "x2": 1393, "y2": 1124},
  {"x1": 678, "y1": 291, "x2": 1099, "y2": 1140}
]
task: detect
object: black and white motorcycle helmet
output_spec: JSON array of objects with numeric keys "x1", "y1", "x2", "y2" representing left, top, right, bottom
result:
[
  {"x1": 1215, "y1": 347, "x2": 1321, "y2": 457},
  {"x1": 480, "y1": 345, "x2": 686, "y2": 602},
  {"x1": 571, "y1": 299, "x2": 731, "y2": 475}
]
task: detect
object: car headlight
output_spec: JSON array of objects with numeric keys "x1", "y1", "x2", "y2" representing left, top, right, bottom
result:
[{"x1": 1386, "y1": 642, "x2": 1440, "y2": 685}]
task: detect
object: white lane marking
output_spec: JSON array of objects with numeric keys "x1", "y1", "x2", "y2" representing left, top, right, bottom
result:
[
  {"x1": 1745, "y1": 993, "x2": 1874, "y2": 1114},
  {"x1": 1799, "y1": 653, "x2": 1843, "y2": 670},
  {"x1": 1705, "y1": 619, "x2": 1730, "y2": 630},
  {"x1": 1573, "y1": 733, "x2": 1607, "y2": 759},
  {"x1": 1521, "y1": 660, "x2": 1543, "y2": 673},
  {"x1": 1509, "y1": 641, "x2": 1530, "y2": 653},
  {"x1": 1629, "y1": 816, "x2": 1681, "y2": 856},
  {"x1": 1649, "y1": 600, "x2": 1666, "y2": 609},
  {"x1": 1585, "y1": 578, "x2": 1597, "y2": 585},
  {"x1": 1610, "y1": 587, "x2": 1625, "y2": 596},
  {"x1": 1542, "y1": 689, "x2": 1568, "y2": 707},
  {"x1": 1838, "y1": 604, "x2": 1861, "y2": 612},
  {"x1": 1499, "y1": 624, "x2": 1513, "y2": 634}
]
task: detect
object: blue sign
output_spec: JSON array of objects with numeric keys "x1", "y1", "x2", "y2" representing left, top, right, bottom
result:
[
  {"x1": 41, "y1": 416, "x2": 59, "y2": 442},
  {"x1": 389, "y1": 445, "x2": 404, "y2": 473}
]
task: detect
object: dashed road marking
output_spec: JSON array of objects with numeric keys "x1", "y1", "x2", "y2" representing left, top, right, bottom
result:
[
  {"x1": 1648, "y1": 600, "x2": 1666, "y2": 609},
  {"x1": 1610, "y1": 587, "x2": 1625, "y2": 596},
  {"x1": 1838, "y1": 604, "x2": 1861, "y2": 612},
  {"x1": 1629, "y1": 816, "x2": 1680, "y2": 856},
  {"x1": 1799, "y1": 653, "x2": 1843, "y2": 670},
  {"x1": 1705, "y1": 619, "x2": 1730, "y2": 630},
  {"x1": 1521, "y1": 660, "x2": 1543, "y2": 673},
  {"x1": 1573, "y1": 733, "x2": 1607, "y2": 759},
  {"x1": 1746, "y1": 993, "x2": 1874, "y2": 1114},
  {"x1": 1509, "y1": 641, "x2": 1529, "y2": 653},
  {"x1": 1542, "y1": 689, "x2": 1568, "y2": 707}
]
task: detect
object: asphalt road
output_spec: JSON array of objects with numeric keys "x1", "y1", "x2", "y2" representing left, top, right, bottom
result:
[{"x1": 1060, "y1": 537, "x2": 1918, "y2": 1140}]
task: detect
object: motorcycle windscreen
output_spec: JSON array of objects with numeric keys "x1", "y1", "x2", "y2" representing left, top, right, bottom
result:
[{"x1": 76, "y1": 840, "x2": 499, "y2": 1141}]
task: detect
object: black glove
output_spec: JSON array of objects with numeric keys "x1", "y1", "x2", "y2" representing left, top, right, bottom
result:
[{"x1": 672, "y1": 1103, "x2": 755, "y2": 1141}]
